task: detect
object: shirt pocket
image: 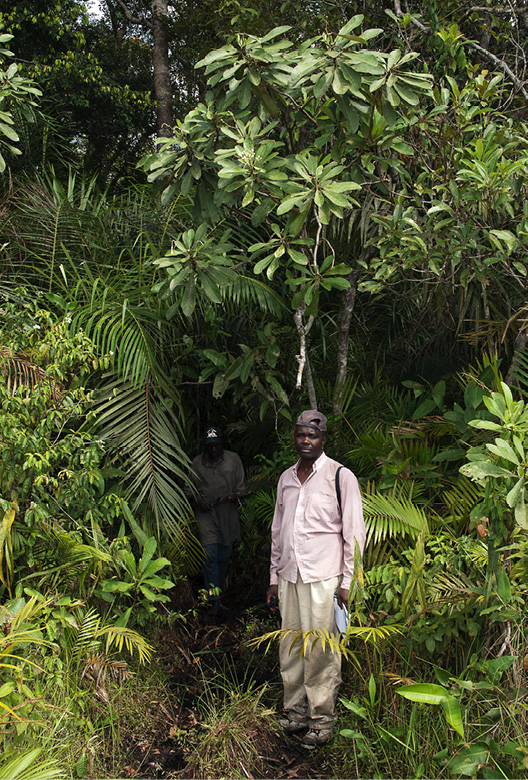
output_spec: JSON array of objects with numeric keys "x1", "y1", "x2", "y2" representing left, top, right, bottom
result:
[{"x1": 306, "y1": 488, "x2": 340, "y2": 532}]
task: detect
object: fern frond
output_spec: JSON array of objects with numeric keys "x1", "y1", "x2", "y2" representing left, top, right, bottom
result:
[{"x1": 440, "y1": 478, "x2": 485, "y2": 535}]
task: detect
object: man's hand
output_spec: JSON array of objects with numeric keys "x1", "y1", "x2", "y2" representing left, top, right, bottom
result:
[
  {"x1": 336, "y1": 587, "x2": 349, "y2": 609},
  {"x1": 266, "y1": 584, "x2": 279, "y2": 610}
]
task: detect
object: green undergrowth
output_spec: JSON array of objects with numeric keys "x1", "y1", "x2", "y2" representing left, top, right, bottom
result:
[{"x1": 30, "y1": 657, "x2": 174, "y2": 779}]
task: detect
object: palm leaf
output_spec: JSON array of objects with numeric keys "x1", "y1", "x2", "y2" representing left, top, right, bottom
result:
[
  {"x1": 68, "y1": 608, "x2": 153, "y2": 665},
  {"x1": 363, "y1": 490, "x2": 429, "y2": 548},
  {"x1": 0, "y1": 349, "x2": 62, "y2": 399},
  {"x1": 0, "y1": 749, "x2": 63, "y2": 780},
  {"x1": 222, "y1": 273, "x2": 287, "y2": 319},
  {"x1": 509, "y1": 345, "x2": 528, "y2": 399},
  {"x1": 427, "y1": 569, "x2": 483, "y2": 603},
  {"x1": 81, "y1": 652, "x2": 133, "y2": 701},
  {"x1": 440, "y1": 477, "x2": 485, "y2": 536},
  {"x1": 68, "y1": 607, "x2": 101, "y2": 662},
  {"x1": 96, "y1": 624, "x2": 153, "y2": 664},
  {"x1": 24, "y1": 526, "x2": 112, "y2": 591},
  {"x1": 97, "y1": 377, "x2": 198, "y2": 555}
]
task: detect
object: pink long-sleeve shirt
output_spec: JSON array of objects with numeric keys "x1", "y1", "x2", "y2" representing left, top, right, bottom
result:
[{"x1": 270, "y1": 452, "x2": 365, "y2": 590}]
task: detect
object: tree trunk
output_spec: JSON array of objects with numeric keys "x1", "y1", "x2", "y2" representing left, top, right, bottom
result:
[
  {"x1": 333, "y1": 271, "x2": 358, "y2": 414},
  {"x1": 152, "y1": 0, "x2": 173, "y2": 138}
]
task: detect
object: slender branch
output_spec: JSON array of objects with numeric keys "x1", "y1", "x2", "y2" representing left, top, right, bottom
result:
[
  {"x1": 113, "y1": 0, "x2": 153, "y2": 29},
  {"x1": 468, "y1": 6, "x2": 528, "y2": 14},
  {"x1": 466, "y1": 38, "x2": 528, "y2": 100},
  {"x1": 333, "y1": 271, "x2": 359, "y2": 414},
  {"x1": 293, "y1": 303, "x2": 317, "y2": 407},
  {"x1": 294, "y1": 305, "x2": 307, "y2": 389},
  {"x1": 394, "y1": 0, "x2": 429, "y2": 31},
  {"x1": 393, "y1": 0, "x2": 528, "y2": 101}
]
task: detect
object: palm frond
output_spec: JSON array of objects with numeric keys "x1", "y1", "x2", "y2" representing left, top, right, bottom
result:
[
  {"x1": 69, "y1": 608, "x2": 101, "y2": 663},
  {"x1": 363, "y1": 490, "x2": 429, "y2": 548},
  {"x1": 163, "y1": 526, "x2": 204, "y2": 578},
  {"x1": 24, "y1": 526, "x2": 112, "y2": 591},
  {"x1": 0, "y1": 749, "x2": 63, "y2": 780},
  {"x1": 81, "y1": 652, "x2": 133, "y2": 701},
  {"x1": 250, "y1": 623, "x2": 402, "y2": 670},
  {"x1": 240, "y1": 488, "x2": 276, "y2": 532},
  {"x1": 440, "y1": 477, "x2": 485, "y2": 536},
  {"x1": 427, "y1": 570, "x2": 483, "y2": 603},
  {"x1": 68, "y1": 608, "x2": 153, "y2": 665},
  {"x1": 509, "y1": 345, "x2": 528, "y2": 399},
  {"x1": 80, "y1": 301, "x2": 161, "y2": 386},
  {"x1": 0, "y1": 349, "x2": 62, "y2": 399},
  {"x1": 222, "y1": 274, "x2": 287, "y2": 319},
  {"x1": 97, "y1": 377, "x2": 198, "y2": 554},
  {"x1": 96, "y1": 624, "x2": 153, "y2": 664}
]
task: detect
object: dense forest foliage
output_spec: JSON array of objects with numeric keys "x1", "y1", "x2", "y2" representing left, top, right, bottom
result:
[{"x1": 1, "y1": 1, "x2": 528, "y2": 777}]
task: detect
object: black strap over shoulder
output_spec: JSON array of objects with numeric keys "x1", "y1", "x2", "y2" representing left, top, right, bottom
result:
[{"x1": 335, "y1": 466, "x2": 343, "y2": 513}]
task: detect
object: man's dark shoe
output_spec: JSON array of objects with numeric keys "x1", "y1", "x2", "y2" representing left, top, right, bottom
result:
[
  {"x1": 278, "y1": 715, "x2": 309, "y2": 734},
  {"x1": 303, "y1": 727, "x2": 333, "y2": 746}
]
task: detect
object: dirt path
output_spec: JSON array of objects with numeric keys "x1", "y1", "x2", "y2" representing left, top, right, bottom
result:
[{"x1": 125, "y1": 602, "x2": 339, "y2": 779}]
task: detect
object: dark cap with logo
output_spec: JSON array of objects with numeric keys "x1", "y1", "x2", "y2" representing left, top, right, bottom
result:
[
  {"x1": 295, "y1": 409, "x2": 327, "y2": 432},
  {"x1": 204, "y1": 426, "x2": 223, "y2": 443}
]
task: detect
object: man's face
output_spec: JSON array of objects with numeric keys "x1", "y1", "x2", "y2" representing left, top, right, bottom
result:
[
  {"x1": 294, "y1": 425, "x2": 326, "y2": 462},
  {"x1": 205, "y1": 441, "x2": 223, "y2": 460}
]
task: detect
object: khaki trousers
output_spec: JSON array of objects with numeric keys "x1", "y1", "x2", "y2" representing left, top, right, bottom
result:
[{"x1": 278, "y1": 573, "x2": 342, "y2": 728}]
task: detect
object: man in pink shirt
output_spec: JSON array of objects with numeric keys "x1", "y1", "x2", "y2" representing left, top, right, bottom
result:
[{"x1": 266, "y1": 409, "x2": 365, "y2": 747}]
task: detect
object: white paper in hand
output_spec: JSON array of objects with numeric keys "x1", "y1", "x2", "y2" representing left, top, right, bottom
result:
[{"x1": 333, "y1": 596, "x2": 349, "y2": 635}]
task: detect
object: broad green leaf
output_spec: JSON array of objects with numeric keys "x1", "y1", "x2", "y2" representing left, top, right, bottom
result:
[
  {"x1": 460, "y1": 462, "x2": 513, "y2": 480},
  {"x1": 515, "y1": 490, "x2": 528, "y2": 529},
  {"x1": 469, "y1": 419, "x2": 503, "y2": 431},
  {"x1": 313, "y1": 69, "x2": 333, "y2": 100},
  {"x1": 484, "y1": 392, "x2": 507, "y2": 421},
  {"x1": 390, "y1": 140, "x2": 414, "y2": 155},
  {"x1": 412, "y1": 399, "x2": 436, "y2": 419},
  {"x1": 139, "y1": 537, "x2": 157, "y2": 573},
  {"x1": 339, "y1": 696, "x2": 368, "y2": 719},
  {"x1": 486, "y1": 439, "x2": 520, "y2": 465},
  {"x1": 393, "y1": 82, "x2": 420, "y2": 105},
  {"x1": 396, "y1": 683, "x2": 450, "y2": 705},
  {"x1": 446, "y1": 744, "x2": 490, "y2": 777},
  {"x1": 440, "y1": 696, "x2": 464, "y2": 738},
  {"x1": 506, "y1": 476, "x2": 524, "y2": 508},
  {"x1": 181, "y1": 275, "x2": 196, "y2": 317},
  {"x1": 199, "y1": 269, "x2": 223, "y2": 304}
]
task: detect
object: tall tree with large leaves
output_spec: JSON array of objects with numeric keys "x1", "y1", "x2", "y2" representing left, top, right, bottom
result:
[{"x1": 141, "y1": 18, "x2": 432, "y2": 411}]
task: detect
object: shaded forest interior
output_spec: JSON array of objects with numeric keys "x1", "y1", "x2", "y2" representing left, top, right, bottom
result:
[{"x1": 2, "y1": 1, "x2": 528, "y2": 778}]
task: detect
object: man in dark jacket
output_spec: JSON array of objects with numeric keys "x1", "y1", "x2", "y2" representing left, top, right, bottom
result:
[{"x1": 189, "y1": 427, "x2": 245, "y2": 612}]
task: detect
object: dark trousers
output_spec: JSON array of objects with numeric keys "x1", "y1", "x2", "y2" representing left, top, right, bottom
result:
[{"x1": 202, "y1": 543, "x2": 232, "y2": 601}]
